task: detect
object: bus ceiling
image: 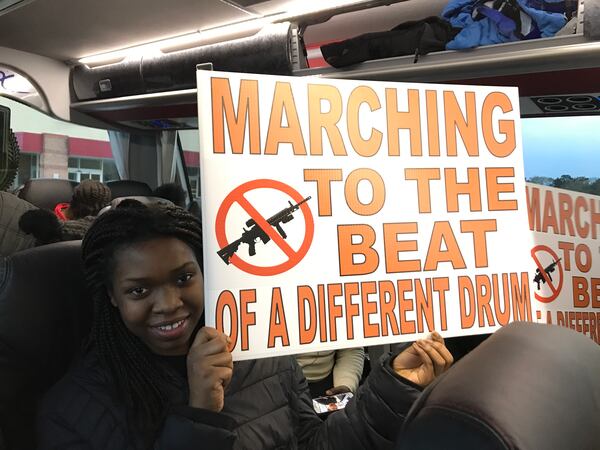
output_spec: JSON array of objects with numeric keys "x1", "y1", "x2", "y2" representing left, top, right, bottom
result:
[{"x1": 1, "y1": 0, "x2": 600, "y2": 128}]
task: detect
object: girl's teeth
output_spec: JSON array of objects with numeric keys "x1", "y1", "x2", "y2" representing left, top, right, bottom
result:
[{"x1": 158, "y1": 319, "x2": 183, "y2": 331}]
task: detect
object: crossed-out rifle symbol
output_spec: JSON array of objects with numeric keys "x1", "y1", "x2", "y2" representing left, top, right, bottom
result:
[{"x1": 533, "y1": 258, "x2": 561, "y2": 290}]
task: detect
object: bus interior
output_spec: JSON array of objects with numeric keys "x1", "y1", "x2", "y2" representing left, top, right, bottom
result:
[{"x1": 0, "y1": 0, "x2": 599, "y2": 449}]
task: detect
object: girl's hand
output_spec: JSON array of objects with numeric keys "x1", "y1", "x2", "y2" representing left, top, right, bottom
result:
[
  {"x1": 392, "y1": 332, "x2": 453, "y2": 387},
  {"x1": 187, "y1": 327, "x2": 233, "y2": 412}
]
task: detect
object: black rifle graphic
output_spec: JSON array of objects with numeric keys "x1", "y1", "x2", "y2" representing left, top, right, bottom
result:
[
  {"x1": 217, "y1": 196, "x2": 311, "y2": 265},
  {"x1": 534, "y1": 258, "x2": 561, "y2": 290}
]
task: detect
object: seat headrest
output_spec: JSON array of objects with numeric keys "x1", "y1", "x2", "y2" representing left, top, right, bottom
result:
[
  {"x1": 0, "y1": 241, "x2": 92, "y2": 449},
  {"x1": 396, "y1": 322, "x2": 600, "y2": 450},
  {"x1": 17, "y1": 179, "x2": 78, "y2": 210},
  {"x1": 106, "y1": 180, "x2": 152, "y2": 200}
]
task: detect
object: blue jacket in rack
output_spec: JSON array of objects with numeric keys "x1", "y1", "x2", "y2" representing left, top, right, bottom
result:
[{"x1": 442, "y1": 0, "x2": 568, "y2": 50}]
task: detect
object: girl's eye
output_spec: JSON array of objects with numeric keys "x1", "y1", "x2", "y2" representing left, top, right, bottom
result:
[
  {"x1": 176, "y1": 273, "x2": 193, "y2": 285},
  {"x1": 127, "y1": 287, "x2": 148, "y2": 298}
]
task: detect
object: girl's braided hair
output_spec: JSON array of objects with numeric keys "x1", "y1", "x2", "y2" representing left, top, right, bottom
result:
[
  {"x1": 69, "y1": 179, "x2": 112, "y2": 218},
  {"x1": 81, "y1": 202, "x2": 203, "y2": 439}
]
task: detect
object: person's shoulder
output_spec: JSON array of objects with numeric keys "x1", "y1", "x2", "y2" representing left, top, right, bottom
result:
[
  {"x1": 61, "y1": 216, "x2": 95, "y2": 240},
  {"x1": 38, "y1": 350, "x2": 116, "y2": 424},
  {"x1": 37, "y1": 350, "x2": 132, "y2": 449},
  {"x1": 0, "y1": 191, "x2": 36, "y2": 214}
]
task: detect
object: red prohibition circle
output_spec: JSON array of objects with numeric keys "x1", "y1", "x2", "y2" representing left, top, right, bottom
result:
[
  {"x1": 531, "y1": 245, "x2": 563, "y2": 304},
  {"x1": 215, "y1": 179, "x2": 314, "y2": 276}
]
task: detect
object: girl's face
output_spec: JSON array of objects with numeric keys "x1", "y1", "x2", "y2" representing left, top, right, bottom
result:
[{"x1": 109, "y1": 237, "x2": 204, "y2": 356}]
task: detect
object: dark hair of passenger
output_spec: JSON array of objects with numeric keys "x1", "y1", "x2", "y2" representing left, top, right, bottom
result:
[
  {"x1": 69, "y1": 179, "x2": 111, "y2": 218},
  {"x1": 18, "y1": 209, "x2": 62, "y2": 245},
  {"x1": 81, "y1": 202, "x2": 203, "y2": 438},
  {"x1": 153, "y1": 182, "x2": 187, "y2": 208}
]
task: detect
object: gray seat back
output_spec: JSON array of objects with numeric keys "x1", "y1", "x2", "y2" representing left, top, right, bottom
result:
[
  {"x1": 397, "y1": 322, "x2": 600, "y2": 450},
  {"x1": 17, "y1": 179, "x2": 77, "y2": 210},
  {"x1": 0, "y1": 241, "x2": 91, "y2": 450}
]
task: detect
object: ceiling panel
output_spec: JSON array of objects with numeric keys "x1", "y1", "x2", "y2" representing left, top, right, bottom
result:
[
  {"x1": 0, "y1": 0, "x2": 450, "y2": 61},
  {"x1": 0, "y1": 0, "x2": 253, "y2": 60}
]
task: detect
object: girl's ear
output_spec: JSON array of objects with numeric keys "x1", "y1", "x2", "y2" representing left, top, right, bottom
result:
[{"x1": 107, "y1": 287, "x2": 118, "y2": 308}]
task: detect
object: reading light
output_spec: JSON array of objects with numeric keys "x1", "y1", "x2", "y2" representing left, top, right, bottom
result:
[
  {"x1": 160, "y1": 18, "x2": 271, "y2": 53},
  {"x1": 79, "y1": 43, "x2": 168, "y2": 68}
]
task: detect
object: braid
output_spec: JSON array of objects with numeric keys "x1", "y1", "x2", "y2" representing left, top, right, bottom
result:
[
  {"x1": 70, "y1": 180, "x2": 111, "y2": 218},
  {"x1": 81, "y1": 204, "x2": 203, "y2": 439}
]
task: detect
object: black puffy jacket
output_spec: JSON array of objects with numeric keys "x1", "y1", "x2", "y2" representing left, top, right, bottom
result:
[{"x1": 37, "y1": 348, "x2": 420, "y2": 450}]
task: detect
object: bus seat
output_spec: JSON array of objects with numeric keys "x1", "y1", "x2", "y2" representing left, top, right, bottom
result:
[
  {"x1": 444, "y1": 333, "x2": 491, "y2": 362},
  {"x1": 17, "y1": 179, "x2": 78, "y2": 211},
  {"x1": 396, "y1": 322, "x2": 600, "y2": 450},
  {"x1": 0, "y1": 241, "x2": 91, "y2": 450},
  {"x1": 106, "y1": 180, "x2": 152, "y2": 200}
]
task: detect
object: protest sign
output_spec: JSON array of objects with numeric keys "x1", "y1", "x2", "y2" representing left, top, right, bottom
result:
[
  {"x1": 527, "y1": 183, "x2": 600, "y2": 344},
  {"x1": 197, "y1": 70, "x2": 534, "y2": 360}
]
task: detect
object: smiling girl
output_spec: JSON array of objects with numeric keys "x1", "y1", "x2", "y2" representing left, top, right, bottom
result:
[{"x1": 37, "y1": 203, "x2": 453, "y2": 450}]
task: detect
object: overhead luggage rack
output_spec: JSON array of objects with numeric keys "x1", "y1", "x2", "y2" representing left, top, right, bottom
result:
[
  {"x1": 293, "y1": 33, "x2": 600, "y2": 117},
  {"x1": 294, "y1": 34, "x2": 600, "y2": 88},
  {"x1": 69, "y1": 0, "x2": 600, "y2": 127},
  {"x1": 292, "y1": 0, "x2": 600, "y2": 117}
]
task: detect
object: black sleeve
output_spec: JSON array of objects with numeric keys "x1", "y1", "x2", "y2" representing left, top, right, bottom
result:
[
  {"x1": 294, "y1": 352, "x2": 422, "y2": 450},
  {"x1": 39, "y1": 404, "x2": 237, "y2": 450},
  {"x1": 156, "y1": 405, "x2": 237, "y2": 450},
  {"x1": 37, "y1": 380, "x2": 237, "y2": 450},
  {"x1": 37, "y1": 382, "x2": 130, "y2": 450},
  {"x1": 37, "y1": 415, "x2": 95, "y2": 450}
]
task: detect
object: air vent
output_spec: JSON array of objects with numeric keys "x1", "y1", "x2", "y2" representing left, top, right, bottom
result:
[{"x1": 532, "y1": 95, "x2": 600, "y2": 114}]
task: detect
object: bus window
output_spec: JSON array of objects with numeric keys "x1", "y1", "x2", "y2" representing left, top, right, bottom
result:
[
  {"x1": 0, "y1": 66, "x2": 46, "y2": 111},
  {"x1": 67, "y1": 157, "x2": 119, "y2": 183},
  {"x1": 523, "y1": 115, "x2": 600, "y2": 195},
  {"x1": 0, "y1": 93, "x2": 119, "y2": 190},
  {"x1": 177, "y1": 129, "x2": 201, "y2": 198}
]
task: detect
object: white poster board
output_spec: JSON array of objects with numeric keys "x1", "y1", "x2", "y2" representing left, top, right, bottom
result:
[
  {"x1": 527, "y1": 183, "x2": 600, "y2": 344},
  {"x1": 197, "y1": 70, "x2": 534, "y2": 360}
]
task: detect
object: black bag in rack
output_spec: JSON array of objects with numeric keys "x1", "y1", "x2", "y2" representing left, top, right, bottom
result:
[{"x1": 320, "y1": 16, "x2": 459, "y2": 68}]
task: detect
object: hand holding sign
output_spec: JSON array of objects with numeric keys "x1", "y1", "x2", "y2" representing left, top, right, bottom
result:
[
  {"x1": 392, "y1": 332, "x2": 453, "y2": 387},
  {"x1": 187, "y1": 327, "x2": 233, "y2": 412}
]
